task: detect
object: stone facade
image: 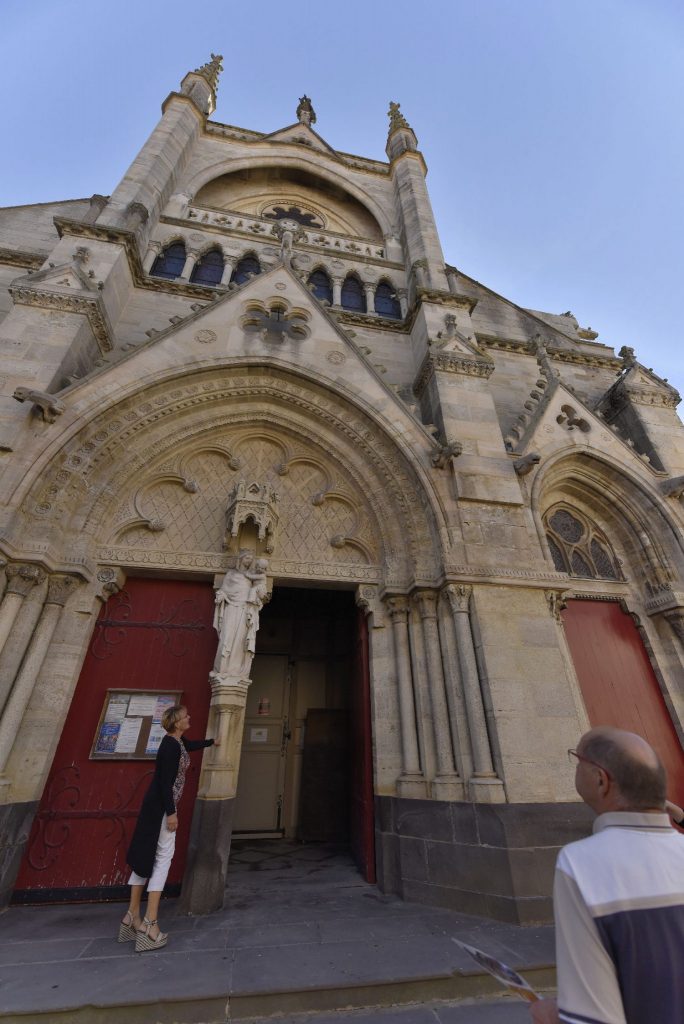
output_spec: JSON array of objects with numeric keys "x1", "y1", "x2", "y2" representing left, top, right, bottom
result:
[{"x1": 0, "y1": 58, "x2": 682, "y2": 921}]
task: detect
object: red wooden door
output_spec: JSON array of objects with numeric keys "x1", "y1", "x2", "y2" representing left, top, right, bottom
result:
[
  {"x1": 349, "y1": 608, "x2": 376, "y2": 883},
  {"x1": 15, "y1": 578, "x2": 216, "y2": 901},
  {"x1": 562, "y1": 599, "x2": 684, "y2": 805}
]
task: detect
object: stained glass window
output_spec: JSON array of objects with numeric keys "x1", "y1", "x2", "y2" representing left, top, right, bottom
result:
[
  {"x1": 150, "y1": 242, "x2": 186, "y2": 280},
  {"x1": 341, "y1": 275, "x2": 366, "y2": 313},
  {"x1": 231, "y1": 256, "x2": 261, "y2": 285},
  {"x1": 190, "y1": 248, "x2": 224, "y2": 286},
  {"x1": 374, "y1": 281, "x2": 401, "y2": 319},
  {"x1": 308, "y1": 269, "x2": 333, "y2": 304},
  {"x1": 544, "y1": 505, "x2": 621, "y2": 580}
]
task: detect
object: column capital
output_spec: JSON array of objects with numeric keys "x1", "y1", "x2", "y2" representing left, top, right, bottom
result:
[
  {"x1": 96, "y1": 566, "x2": 126, "y2": 602},
  {"x1": 384, "y1": 594, "x2": 410, "y2": 621},
  {"x1": 445, "y1": 583, "x2": 472, "y2": 614},
  {"x1": 5, "y1": 563, "x2": 46, "y2": 597},
  {"x1": 413, "y1": 589, "x2": 438, "y2": 620},
  {"x1": 46, "y1": 574, "x2": 81, "y2": 607},
  {"x1": 355, "y1": 584, "x2": 379, "y2": 618}
]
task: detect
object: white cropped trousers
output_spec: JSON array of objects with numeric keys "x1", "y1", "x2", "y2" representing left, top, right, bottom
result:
[{"x1": 128, "y1": 814, "x2": 176, "y2": 892}]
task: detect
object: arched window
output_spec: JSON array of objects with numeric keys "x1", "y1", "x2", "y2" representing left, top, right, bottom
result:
[
  {"x1": 190, "y1": 248, "x2": 224, "y2": 286},
  {"x1": 544, "y1": 506, "x2": 621, "y2": 580},
  {"x1": 150, "y1": 242, "x2": 186, "y2": 280},
  {"x1": 374, "y1": 281, "x2": 401, "y2": 319},
  {"x1": 307, "y1": 269, "x2": 333, "y2": 304},
  {"x1": 341, "y1": 274, "x2": 366, "y2": 313},
  {"x1": 230, "y1": 256, "x2": 261, "y2": 285}
]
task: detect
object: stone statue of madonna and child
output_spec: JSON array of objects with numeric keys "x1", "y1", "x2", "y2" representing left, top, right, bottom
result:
[{"x1": 211, "y1": 550, "x2": 269, "y2": 682}]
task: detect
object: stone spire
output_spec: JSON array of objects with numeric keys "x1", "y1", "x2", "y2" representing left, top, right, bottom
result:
[
  {"x1": 386, "y1": 101, "x2": 419, "y2": 160},
  {"x1": 180, "y1": 53, "x2": 223, "y2": 116},
  {"x1": 192, "y1": 53, "x2": 224, "y2": 94},
  {"x1": 296, "y1": 95, "x2": 316, "y2": 126}
]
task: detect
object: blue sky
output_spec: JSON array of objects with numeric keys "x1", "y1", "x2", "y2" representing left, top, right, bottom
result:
[{"x1": 3, "y1": 0, "x2": 683, "y2": 399}]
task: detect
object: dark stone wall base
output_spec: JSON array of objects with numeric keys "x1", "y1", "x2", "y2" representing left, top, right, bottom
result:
[
  {"x1": 0, "y1": 801, "x2": 38, "y2": 912},
  {"x1": 375, "y1": 796, "x2": 594, "y2": 924},
  {"x1": 179, "y1": 796, "x2": 235, "y2": 916}
]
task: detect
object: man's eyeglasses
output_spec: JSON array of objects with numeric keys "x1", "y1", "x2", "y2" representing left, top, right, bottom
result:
[{"x1": 568, "y1": 748, "x2": 613, "y2": 781}]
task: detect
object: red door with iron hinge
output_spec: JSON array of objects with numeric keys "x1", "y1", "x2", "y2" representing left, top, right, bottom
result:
[
  {"x1": 562, "y1": 599, "x2": 684, "y2": 805},
  {"x1": 14, "y1": 578, "x2": 216, "y2": 902},
  {"x1": 350, "y1": 608, "x2": 376, "y2": 883}
]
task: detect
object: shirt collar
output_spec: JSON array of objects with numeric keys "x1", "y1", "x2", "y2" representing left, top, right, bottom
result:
[{"x1": 593, "y1": 810, "x2": 672, "y2": 833}]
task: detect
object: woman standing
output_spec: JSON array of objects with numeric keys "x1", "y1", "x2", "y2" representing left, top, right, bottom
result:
[{"x1": 118, "y1": 704, "x2": 217, "y2": 952}]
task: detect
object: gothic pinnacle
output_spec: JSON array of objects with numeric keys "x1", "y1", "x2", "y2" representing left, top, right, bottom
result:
[
  {"x1": 387, "y1": 101, "x2": 410, "y2": 135},
  {"x1": 193, "y1": 53, "x2": 224, "y2": 93}
]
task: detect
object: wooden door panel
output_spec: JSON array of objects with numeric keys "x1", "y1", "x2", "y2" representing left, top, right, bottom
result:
[
  {"x1": 15, "y1": 579, "x2": 216, "y2": 899},
  {"x1": 562, "y1": 599, "x2": 684, "y2": 804}
]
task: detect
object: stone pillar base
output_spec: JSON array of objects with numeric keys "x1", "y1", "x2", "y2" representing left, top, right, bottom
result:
[
  {"x1": 431, "y1": 776, "x2": 465, "y2": 801},
  {"x1": 179, "y1": 795, "x2": 235, "y2": 916},
  {"x1": 468, "y1": 775, "x2": 506, "y2": 803},
  {"x1": 396, "y1": 773, "x2": 428, "y2": 798},
  {"x1": 0, "y1": 800, "x2": 38, "y2": 911}
]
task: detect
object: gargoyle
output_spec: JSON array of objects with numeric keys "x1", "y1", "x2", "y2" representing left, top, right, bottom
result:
[
  {"x1": 13, "y1": 387, "x2": 66, "y2": 424},
  {"x1": 514, "y1": 452, "x2": 541, "y2": 476},
  {"x1": 430, "y1": 441, "x2": 463, "y2": 469},
  {"x1": 661, "y1": 476, "x2": 684, "y2": 499}
]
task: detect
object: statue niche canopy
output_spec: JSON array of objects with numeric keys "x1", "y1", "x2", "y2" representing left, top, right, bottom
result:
[{"x1": 193, "y1": 166, "x2": 383, "y2": 241}]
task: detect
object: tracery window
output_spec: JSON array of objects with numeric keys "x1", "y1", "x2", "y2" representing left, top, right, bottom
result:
[
  {"x1": 264, "y1": 204, "x2": 323, "y2": 229},
  {"x1": 190, "y1": 248, "x2": 224, "y2": 286},
  {"x1": 341, "y1": 274, "x2": 366, "y2": 313},
  {"x1": 230, "y1": 256, "x2": 261, "y2": 285},
  {"x1": 374, "y1": 281, "x2": 401, "y2": 319},
  {"x1": 544, "y1": 506, "x2": 621, "y2": 580},
  {"x1": 150, "y1": 242, "x2": 186, "y2": 280},
  {"x1": 307, "y1": 269, "x2": 333, "y2": 304}
]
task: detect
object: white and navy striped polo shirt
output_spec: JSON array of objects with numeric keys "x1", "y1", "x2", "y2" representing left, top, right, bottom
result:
[{"x1": 554, "y1": 811, "x2": 684, "y2": 1024}]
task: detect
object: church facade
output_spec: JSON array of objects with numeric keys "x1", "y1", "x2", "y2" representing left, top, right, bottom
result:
[{"x1": 0, "y1": 56, "x2": 682, "y2": 922}]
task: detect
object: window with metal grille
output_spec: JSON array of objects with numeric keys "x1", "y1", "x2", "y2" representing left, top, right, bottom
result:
[
  {"x1": 150, "y1": 242, "x2": 186, "y2": 280},
  {"x1": 307, "y1": 269, "x2": 333, "y2": 304},
  {"x1": 544, "y1": 506, "x2": 621, "y2": 580},
  {"x1": 374, "y1": 281, "x2": 401, "y2": 319},
  {"x1": 230, "y1": 256, "x2": 261, "y2": 285},
  {"x1": 190, "y1": 248, "x2": 224, "y2": 286},
  {"x1": 341, "y1": 275, "x2": 366, "y2": 313}
]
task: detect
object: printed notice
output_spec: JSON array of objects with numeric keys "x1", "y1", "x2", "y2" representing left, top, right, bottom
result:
[
  {"x1": 114, "y1": 716, "x2": 142, "y2": 753},
  {"x1": 104, "y1": 695, "x2": 128, "y2": 723},
  {"x1": 95, "y1": 722, "x2": 120, "y2": 753},
  {"x1": 146, "y1": 722, "x2": 167, "y2": 756},
  {"x1": 250, "y1": 727, "x2": 268, "y2": 743},
  {"x1": 153, "y1": 695, "x2": 176, "y2": 721},
  {"x1": 127, "y1": 694, "x2": 158, "y2": 718}
]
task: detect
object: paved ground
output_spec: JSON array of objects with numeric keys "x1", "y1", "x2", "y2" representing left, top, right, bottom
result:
[{"x1": 0, "y1": 842, "x2": 554, "y2": 1023}]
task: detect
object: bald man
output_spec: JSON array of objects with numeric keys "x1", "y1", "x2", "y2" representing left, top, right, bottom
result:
[{"x1": 531, "y1": 727, "x2": 684, "y2": 1024}]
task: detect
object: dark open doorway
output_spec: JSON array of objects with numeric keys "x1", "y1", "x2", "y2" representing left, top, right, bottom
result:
[{"x1": 233, "y1": 587, "x2": 375, "y2": 882}]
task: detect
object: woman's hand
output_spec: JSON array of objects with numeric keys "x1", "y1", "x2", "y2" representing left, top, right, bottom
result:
[
  {"x1": 666, "y1": 799, "x2": 684, "y2": 824},
  {"x1": 166, "y1": 813, "x2": 179, "y2": 833}
]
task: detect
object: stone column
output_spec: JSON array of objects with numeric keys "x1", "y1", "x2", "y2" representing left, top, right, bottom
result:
[
  {"x1": 180, "y1": 249, "x2": 200, "y2": 281},
  {"x1": 385, "y1": 597, "x2": 426, "y2": 797},
  {"x1": 363, "y1": 282, "x2": 376, "y2": 315},
  {"x1": 414, "y1": 590, "x2": 462, "y2": 798},
  {"x1": 220, "y1": 254, "x2": 236, "y2": 286},
  {"x1": 0, "y1": 574, "x2": 80, "y2": 780},
  {"x1": 445, "y1": 585, "x2": 505, "y2": 802},
  {"x1": 331, "y1": 276, "x2": 343, "y2": 308},
  {"x1": 142, "y1": 241, "x2": 162, "y2": 273},
  {"x1": 0, "y1": 564, "x2": 45, "y2": 660},
  {"x1": 397, "y1": 288, "x2": 408, "y2": 318}
]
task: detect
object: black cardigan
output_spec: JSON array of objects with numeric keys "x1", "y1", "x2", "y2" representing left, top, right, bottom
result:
[{"x1": 126, "y1": 734, "x2": 214, "y2": 879}]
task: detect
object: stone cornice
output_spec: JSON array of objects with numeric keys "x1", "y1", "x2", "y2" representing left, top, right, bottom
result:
[
  {"x1": 8, "y1": 284, "x2": 114, "y2": 354},
  {"x1": 334, "y1": 310, "x2": 409, "y2": 333},
  {"x1": 479, "y1": 333, "x2": 623, "y2": 372},
  {"x1": 0, "y1": 248, "x2": 44, "y2": 271},
  {"x1": 413, "y1": 350, "x2": 495, "y2": 396}
]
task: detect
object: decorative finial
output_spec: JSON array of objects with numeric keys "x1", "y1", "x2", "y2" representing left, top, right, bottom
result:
[
  {"x1": 296, "y1": 95, "x2": 316, "y2": 126},
  {"x1": 193, "y1": 53, "x2": 224, "y2": 93},
  {"x1": 388, "y1": 101, "x2": 410, "y2": 133}
]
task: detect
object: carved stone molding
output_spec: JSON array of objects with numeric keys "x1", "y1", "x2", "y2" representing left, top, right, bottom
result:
[
  {"x1": 9, "y1": 284, "x2": 113, "y2": 354},
  {"x1": 5, "y1": 563, "x2": 46, "y2": 597},
  {"x1": 355, "y1": 584, "x2": 380, "y2": 618},
  {"x1": 664, "y1": 610, "x2": 684, "y2": 646},
  {"x1": 0, "y1": 248, "x2": 44, "y2": 271},
  {"x1": 46, "y1": 574, "x2": 81, "y2": 607},
  {"x1": 444, "y1": 583, "x2": 472, "y2": 614},
  {"x1": 96, "y1": 566, "x2": 126, "y2": 600},
  {"x1": 413, "y1": 350, "x2": 494, "y2": 397}
]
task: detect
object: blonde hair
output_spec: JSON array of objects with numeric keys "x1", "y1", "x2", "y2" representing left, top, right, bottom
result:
[{"x1": 161, "y1": 704, "x2": 186, "y2": 733}]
